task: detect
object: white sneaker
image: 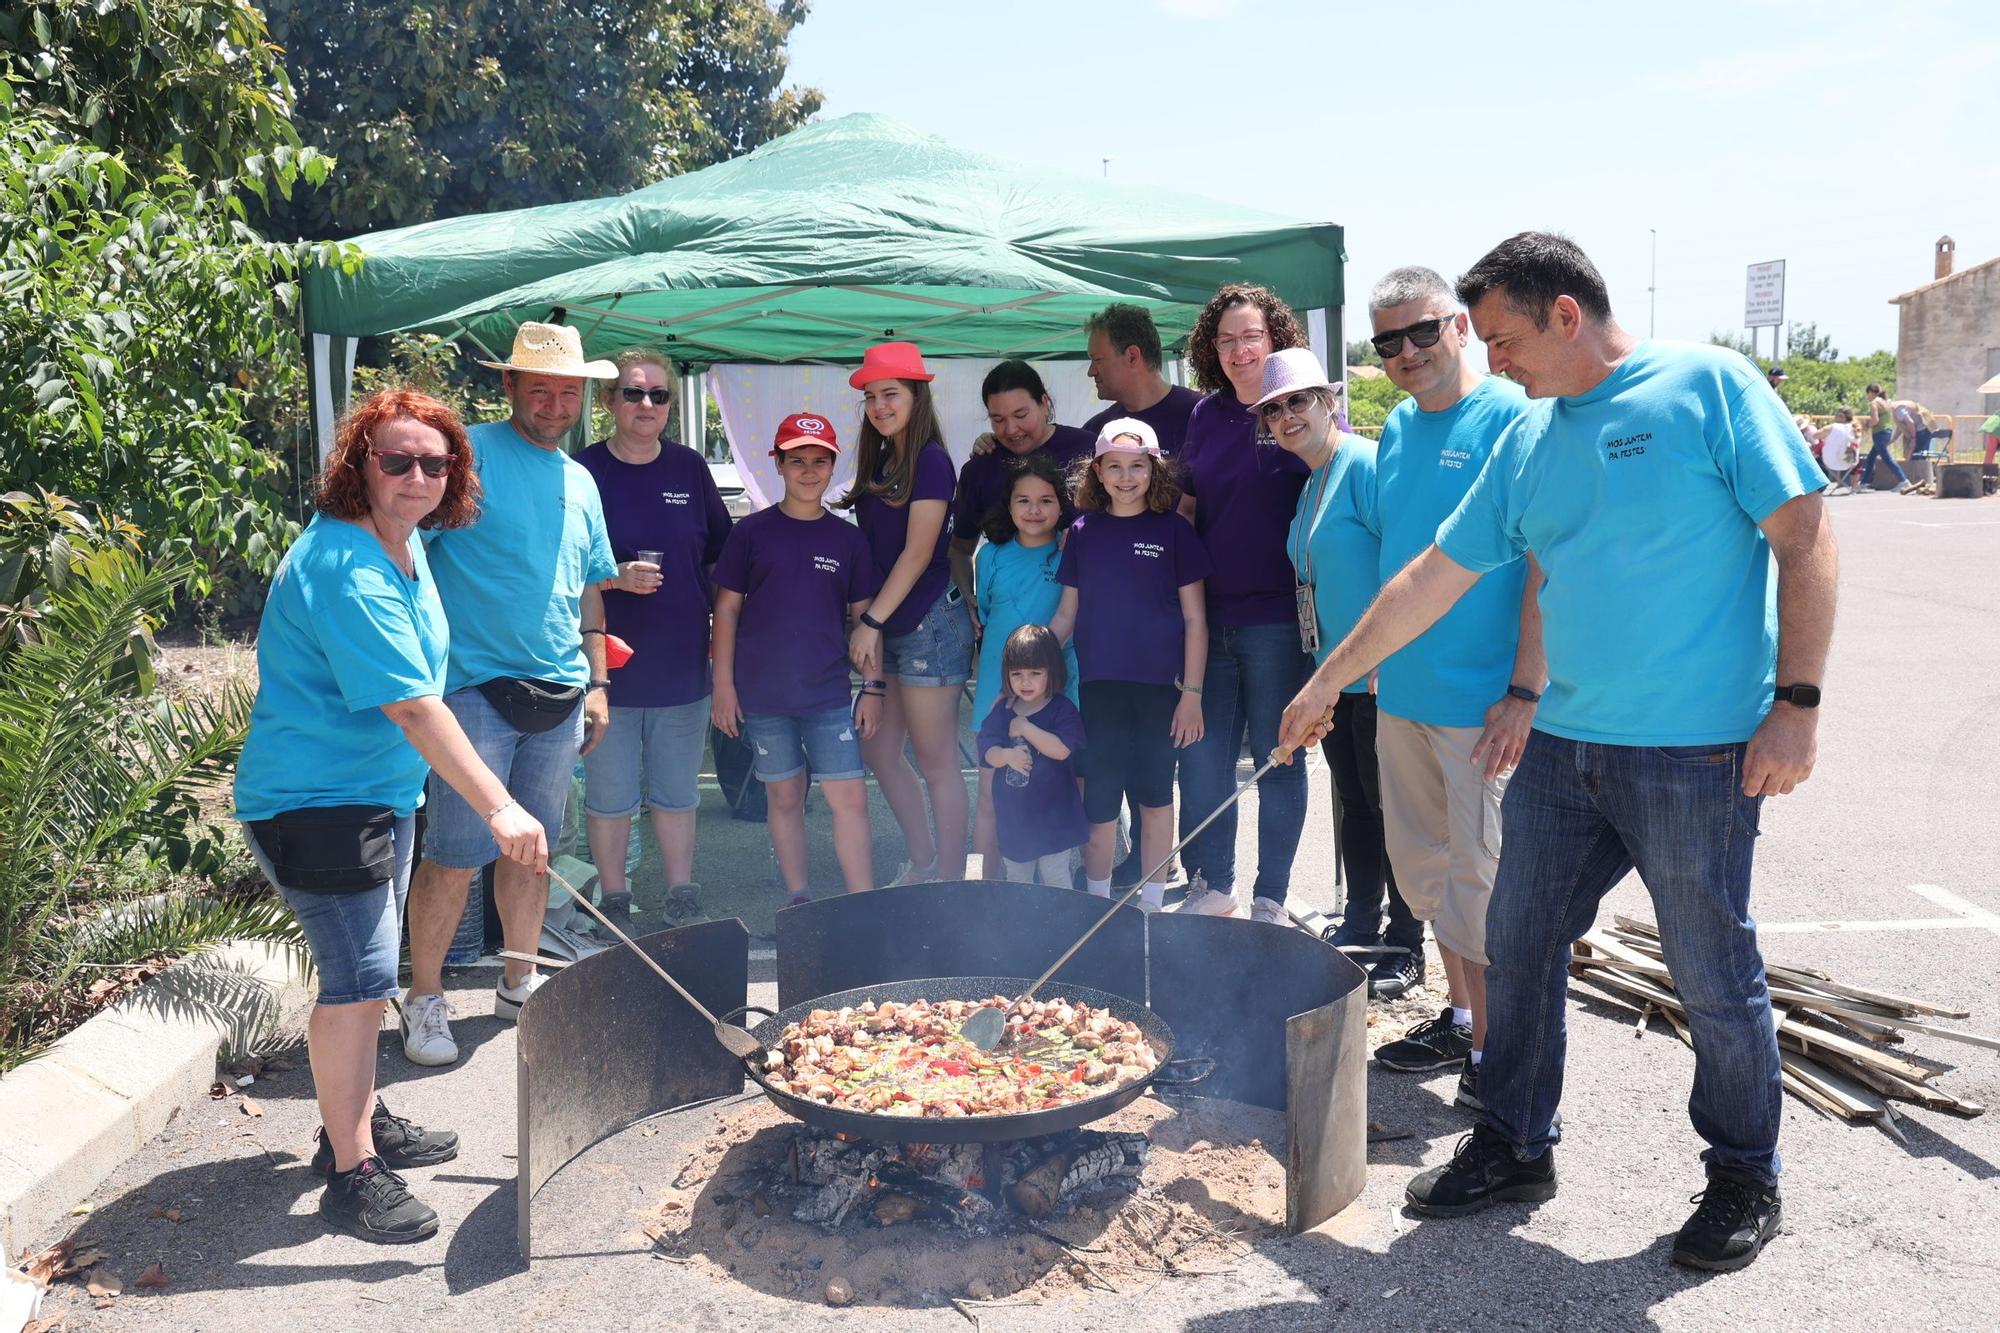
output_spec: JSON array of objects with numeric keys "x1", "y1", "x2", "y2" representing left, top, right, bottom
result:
[
  {"x1": 1250, "y1": 898, "x2": 1292, "y2": 926},
  {"x1": 887, "y1": 860, "x2": 937, "y2": 888},
  {"x1": 1175, "y1": 886, "x2": 1239, "y2": 917},
  {"x1": 400, "y1": 991, "x2": 458, "y2": 1066},
  {"x1": 494, "y1": 971, "x2": 546, "y2": 1023}
]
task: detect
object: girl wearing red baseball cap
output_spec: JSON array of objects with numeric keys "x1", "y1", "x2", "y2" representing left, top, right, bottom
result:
[{"x1": 837, "y1": 342, "x2": 973, "y2": 885}]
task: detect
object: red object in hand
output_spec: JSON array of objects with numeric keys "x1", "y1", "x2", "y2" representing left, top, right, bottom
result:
[{"x1": 605, "y1": 634, "x2": 634, "y2": 670}]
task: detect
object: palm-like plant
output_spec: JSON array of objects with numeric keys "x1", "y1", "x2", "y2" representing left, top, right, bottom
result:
[{"x1": 0, "y1": 511, "x2": 303, "y2": 1071}]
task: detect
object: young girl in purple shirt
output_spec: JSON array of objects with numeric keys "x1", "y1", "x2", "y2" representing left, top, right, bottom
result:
[
  {"x1": 839, "y1": 342, "x2": 973, "y2": 886},
  {"x1": 712, "y1": 414, "x2": 883, "y2": 903},
  {"x1": 976, "y1": 626, "x2": 1088, "y2": 888},
  {"x1": 1050, "y1": 419, "x2": 1211, "y2": 911}
]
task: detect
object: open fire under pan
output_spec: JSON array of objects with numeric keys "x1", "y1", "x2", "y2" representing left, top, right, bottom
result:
[{"x1": 515, "y1": 880, "x2": 1368, "y2": 1262}]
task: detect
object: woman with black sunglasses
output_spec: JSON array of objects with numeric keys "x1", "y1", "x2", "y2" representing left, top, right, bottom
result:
[
  {"x1": 573, "y1": 348, "x2": 733, "y2": 920},
  {"x1": 235, "y1": 388, "x2": 548, "y2": 1242}
]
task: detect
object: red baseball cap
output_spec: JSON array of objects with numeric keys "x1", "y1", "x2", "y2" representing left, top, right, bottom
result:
[
  {"x1": 772, "y1": 412, "x2": 839, "y2": 454},
  {"x1": 848, "y1": 341, "x2": 934, "y2": 389}
]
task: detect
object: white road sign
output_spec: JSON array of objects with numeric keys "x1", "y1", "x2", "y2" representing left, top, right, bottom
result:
[{"x1": 1745, "y1": 260, "x2": 1786, "y2": 327}]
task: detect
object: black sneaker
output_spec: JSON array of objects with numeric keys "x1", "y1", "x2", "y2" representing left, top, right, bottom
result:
[
  {"x1": 1671, "y1": 1171, "x2": 1783, "y2": 1271},
  {"x1": 1405, "y1": 1123, "x2": 1557, "y2": 1217},
  {"x1": 1376, "y1": 1007, "x2": 1472, "y2": 1071},
  {"x1": 1368, "y1": 950, "x2": 1425, "y2": 999},
  {"x1": 311, "y1": 1099, "x2": 459, "y2": 1178},
  {"x1": 318, "y1": 1156, "x2": 439, "y2": 1243},
  {"x1": 1323, "y1": 921, "x2": 1381, "y2": 950},
  {"x1": 1454, "y1": 1057, "x2": 1483, "y2": 1111}
]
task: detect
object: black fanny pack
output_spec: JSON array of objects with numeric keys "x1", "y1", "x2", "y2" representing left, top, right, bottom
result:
[
  {"x1": 246, "y1": 804, "x2": 398, "y2": 895},
  {"x1": 477, "y1": 676, "x2": 584, "y2": 733}
]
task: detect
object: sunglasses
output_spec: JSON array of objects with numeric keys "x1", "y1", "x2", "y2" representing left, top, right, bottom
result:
[
  {"x1": 1370, "y1": 316, "x2": 1453, "y2": 359},
  {"x1": 618, "y1": 386, "x2": 673, "y2": 406},
  {"x1": 369, "y1": 448, "x2": 454, "y2": 479},
  {"x1": 1257, "y1": 390, "x2": 1323, "y2": 422}
]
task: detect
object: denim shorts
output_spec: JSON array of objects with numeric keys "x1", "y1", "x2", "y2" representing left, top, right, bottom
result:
[
  {"x1": 242, "y1": 815, "x2": 414, "y2": 1006},
  {"x1": 422, "y1": 685, "x2": 583, "y2": 869},
  {"x1": 582, "y1": 698, "x2": 709, "y2": 817},
  {"x1": 882, "y1": 587, "x2": 974, "y2": 688},
  {"x1": 741, "y1": 706, "x2": 865, "y2": 783}
]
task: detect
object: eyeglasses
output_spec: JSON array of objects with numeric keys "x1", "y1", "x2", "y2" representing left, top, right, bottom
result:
[
  {"x1": 1213, "y1": 329, "x2": 1269, "y2": 354},
  {"x1": 1257, "y1": 391, "x2": 1323, "y2": 422},
  {"x1": 1370, "y1": 316, "x2": 1453, "y2": 359},
  {"x1": 618, "y1": 386, "x2": 674, "y2": 406},
  {"x1": 369, "y1": 449, "x2": 454, "y2": 479}
]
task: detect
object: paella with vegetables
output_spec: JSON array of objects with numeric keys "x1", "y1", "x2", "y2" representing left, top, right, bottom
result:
[{"x1": 764, "y1": 996, "x2": 1161, "y2": 1119}]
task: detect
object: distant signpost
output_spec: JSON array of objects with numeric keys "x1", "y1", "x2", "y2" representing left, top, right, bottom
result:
[{"x1": 1745, "y1": 259, "x2": 1786, "y2": 359}]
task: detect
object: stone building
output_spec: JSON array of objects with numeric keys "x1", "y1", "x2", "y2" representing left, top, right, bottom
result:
[{"x1": 1889, "y1": 236, "x2": 2000, "y2": 424}]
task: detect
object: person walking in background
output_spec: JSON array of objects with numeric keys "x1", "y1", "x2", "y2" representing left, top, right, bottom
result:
[
  {"x1": 977, "y1": 625, "x2": 1089, "y2": 888},
  {"x1": 1173, "y1": 285, "x2": 1314, "y2": 922},
  {"x1": 840, "y1": 342, "x2": 974, "y2": 885},
  {"x1": 1860, "y1": 384, "x2": 1915, "y2": 494},
  {"x1": 400, "y1": 323, "x2": 619, "y2": 1068},
  {"x1": 712, "y1": 414, "x2": 883, "y2": 902},
  {"x1": 1283, "y1": 231, "x2": 1836, "y2": 1274},
  {"x1": 235, "y1": 389, "x2": 548, "y2": 1241},
  {"x1": 969, "y1": 452, "x2": 1079, "y2": 875},
  {"x1": 574, "y1": 349, "x2": 731, "y2": 920},
  {"x1": 1051, "y1": 419, "x2": 1210, "y2": 910}
]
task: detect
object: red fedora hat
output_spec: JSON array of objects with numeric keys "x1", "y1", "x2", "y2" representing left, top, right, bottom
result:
[{"x1": 848, "y1": 341, "x2": 934, "y2": 389}]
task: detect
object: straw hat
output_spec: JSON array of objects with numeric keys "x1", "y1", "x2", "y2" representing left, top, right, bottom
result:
[
  {"x1": 1251, "y1": 347, "x2": 1340, "y2": 413},
  {"x1": 476, "y1": 321, "x2": 618, "y2": 379}
]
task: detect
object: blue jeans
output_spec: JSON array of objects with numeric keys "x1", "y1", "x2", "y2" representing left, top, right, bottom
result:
[
  {"x1": 1480, "y1": 731, "x2": 1782, "y2": 1185},
  {"x1": 422, "y1": 686, "x2": 583, "y2": 870},
  {"x1": 1177, "y1": 622, "x2": 1312, "y2": 902},
  {"x1": 582, "y1": 698, "x2": 710, "y2": 816},
  {"x1": 1864, "y1": 429, "x2": 1907, "y2": 487},
  {"x1": 242, "y1": 815, "x2": 415, "y2": 1006}
]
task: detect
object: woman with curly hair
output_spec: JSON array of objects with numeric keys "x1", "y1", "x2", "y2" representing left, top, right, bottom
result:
[
  {"x1": 1173, "y1": 283, "x2": 1314, "y2": 922},
  {"x1": 233, "y1": 388, "x2": 548, "y2": 1244}
]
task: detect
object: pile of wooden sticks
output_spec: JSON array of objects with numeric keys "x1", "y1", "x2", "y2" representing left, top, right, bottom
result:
[{"x1": 1570, "y1": 915, "x2": 1991, "y2": 1142}]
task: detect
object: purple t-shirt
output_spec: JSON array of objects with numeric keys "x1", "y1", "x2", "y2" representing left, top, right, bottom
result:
[
  {"x1": 1082, "y1": 385, "x2": 1203, "y2": 458},
  {"x1": 712, "y1": 507, "x2": 882, "y2": 717},
  {"x1": 951, "y1": 424, "x2": 1094, "y2": 539},
  {"x1": 1056, "y1": 509, "x2": 1211, "y2": 685},
  {"x1": 854, "y1": 440, "x2": 956, "y2": 636},
  {"x1": 1179, "y1": 392, "x2": 1310, "y2": 628},
  {"x1": 976, "y1": 695, "x2": 1089, "y2": 862},
  {"x1": 574, "y1": 441, "x2": 731, "y2": 709}
]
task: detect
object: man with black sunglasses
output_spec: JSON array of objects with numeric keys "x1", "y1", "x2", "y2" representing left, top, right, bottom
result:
[
  {"x1": 1354, "y1": 269, "x2": 1542, "y2": 1132},
  {"x1": 399, "y1": 321, "x2": 621, "y2": 1068}
]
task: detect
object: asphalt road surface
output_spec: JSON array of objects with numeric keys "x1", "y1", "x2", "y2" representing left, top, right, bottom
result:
[{"x1": 27, "y1": 489, "x2": 2000, "y2": 1332}]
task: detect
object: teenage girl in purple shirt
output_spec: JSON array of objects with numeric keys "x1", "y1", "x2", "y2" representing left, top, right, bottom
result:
[{"x1": 839, "y1": 342, "x2": 974, "y2": 884}]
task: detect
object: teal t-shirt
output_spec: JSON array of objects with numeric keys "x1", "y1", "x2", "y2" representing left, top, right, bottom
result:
[
  {"x1": 1436, "y1": 341, "x2": 1827, "y2": 746},
  {"x1": 1375, "y1": 377, "x2": 1530, "y2": 728},
  {"x1": 971, "y1": 537, "x2": 1080, "y2": 726},
  {"x1": 233, "y1": 515, "x2": 448, "y2": 821},
  {"x1": 426, "y1": 421, "x2": 618, "y2": 693},
  {"x1": 1286, "y1": 435, "x2": 1381, "y2": 693}
]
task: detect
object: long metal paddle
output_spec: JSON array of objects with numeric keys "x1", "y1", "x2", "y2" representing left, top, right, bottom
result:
[
  {"x1": 960, "y1": 724, "x2": 1326, "y2": 1053},
  {"x1": 545, "y1": 866, "x2": 766, "y2": 1061}
]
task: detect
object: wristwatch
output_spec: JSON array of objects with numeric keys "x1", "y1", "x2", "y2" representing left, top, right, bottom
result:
[
  {"x1": 1774, "y1": 683, "x2": 1821, "y2": 708},
  {"x1": 1506, "y1": 684, "x2": 1542, "y2": 704},
  {"x1": 588, "y1": 679, "x2": 612, "y2": 691}
]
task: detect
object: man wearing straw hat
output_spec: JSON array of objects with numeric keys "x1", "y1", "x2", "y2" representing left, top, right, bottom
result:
[{"x1": 399, "y1": 321, "x2": 621, "y2": 1067}]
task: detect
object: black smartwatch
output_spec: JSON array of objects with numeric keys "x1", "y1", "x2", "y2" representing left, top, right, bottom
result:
[
  {"x1": 1774, "y1": 683, "x2": 1821, "y2": 709},
  {"x1": 588, "y1": 679, "x2": 612, "y2": 692},
  {"x1": 860, "y1": 611, "x2": 886, "y2": 631},
  {"x1": 1506, "y1": 684, "x2": 1542, "y2": 704}
]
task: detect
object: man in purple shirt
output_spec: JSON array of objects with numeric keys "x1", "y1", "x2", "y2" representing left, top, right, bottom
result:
[{"x1": 1082, "y1": 303, "x2": 1203, "y2": 457}]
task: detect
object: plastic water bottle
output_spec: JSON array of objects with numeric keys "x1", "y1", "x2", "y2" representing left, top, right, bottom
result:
[{"x1": 1004, "y1": 738, "x2": 1032, "y2": 788}]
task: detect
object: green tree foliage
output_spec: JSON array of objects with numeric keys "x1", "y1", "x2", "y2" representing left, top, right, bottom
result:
[
  {"x1": 1345, "y1": 374, "x2": 1411, "y2": 432},
  {"x1": 0, "y1": 0, "x2": 300, "y2": 181},
  {"x1": 0, "y1": 95, "x2": 341, "y2": 599},
  {"x1": 1785, "y1": 321, "x2": 1838, "y2": 363},
  {"x1": 0, "y1": 502, "x2": 301, "y2": 1072},
  {"x1": 1345, "y1": 337, "x2": 1382, "y2": 368},
  {"x1": 262, "y1": 0, "x2": 824, "y2": 239}
]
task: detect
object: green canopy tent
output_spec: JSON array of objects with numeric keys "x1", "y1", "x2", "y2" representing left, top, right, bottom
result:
[{"x1": 302, "y1": 112, "x2": 1345, "y2": 455}]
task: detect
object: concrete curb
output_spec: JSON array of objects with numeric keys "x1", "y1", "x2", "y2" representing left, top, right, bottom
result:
[{"x1": 0, "y1": 941, "x2": 313, "y2": 1256}]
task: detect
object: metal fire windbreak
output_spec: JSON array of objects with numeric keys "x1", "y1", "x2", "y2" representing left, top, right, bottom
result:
[{"x1": 514, "y1": 882, "x2": 1368, "y2": 1261}]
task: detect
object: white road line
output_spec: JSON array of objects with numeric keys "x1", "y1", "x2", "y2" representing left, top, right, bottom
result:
[
  {"x1": 1756, "y1": 884, "x2": 2000, "y2": 937},
  {"x1": 1906, "y1": 883, "x2": 2000, "y2": 935}
]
